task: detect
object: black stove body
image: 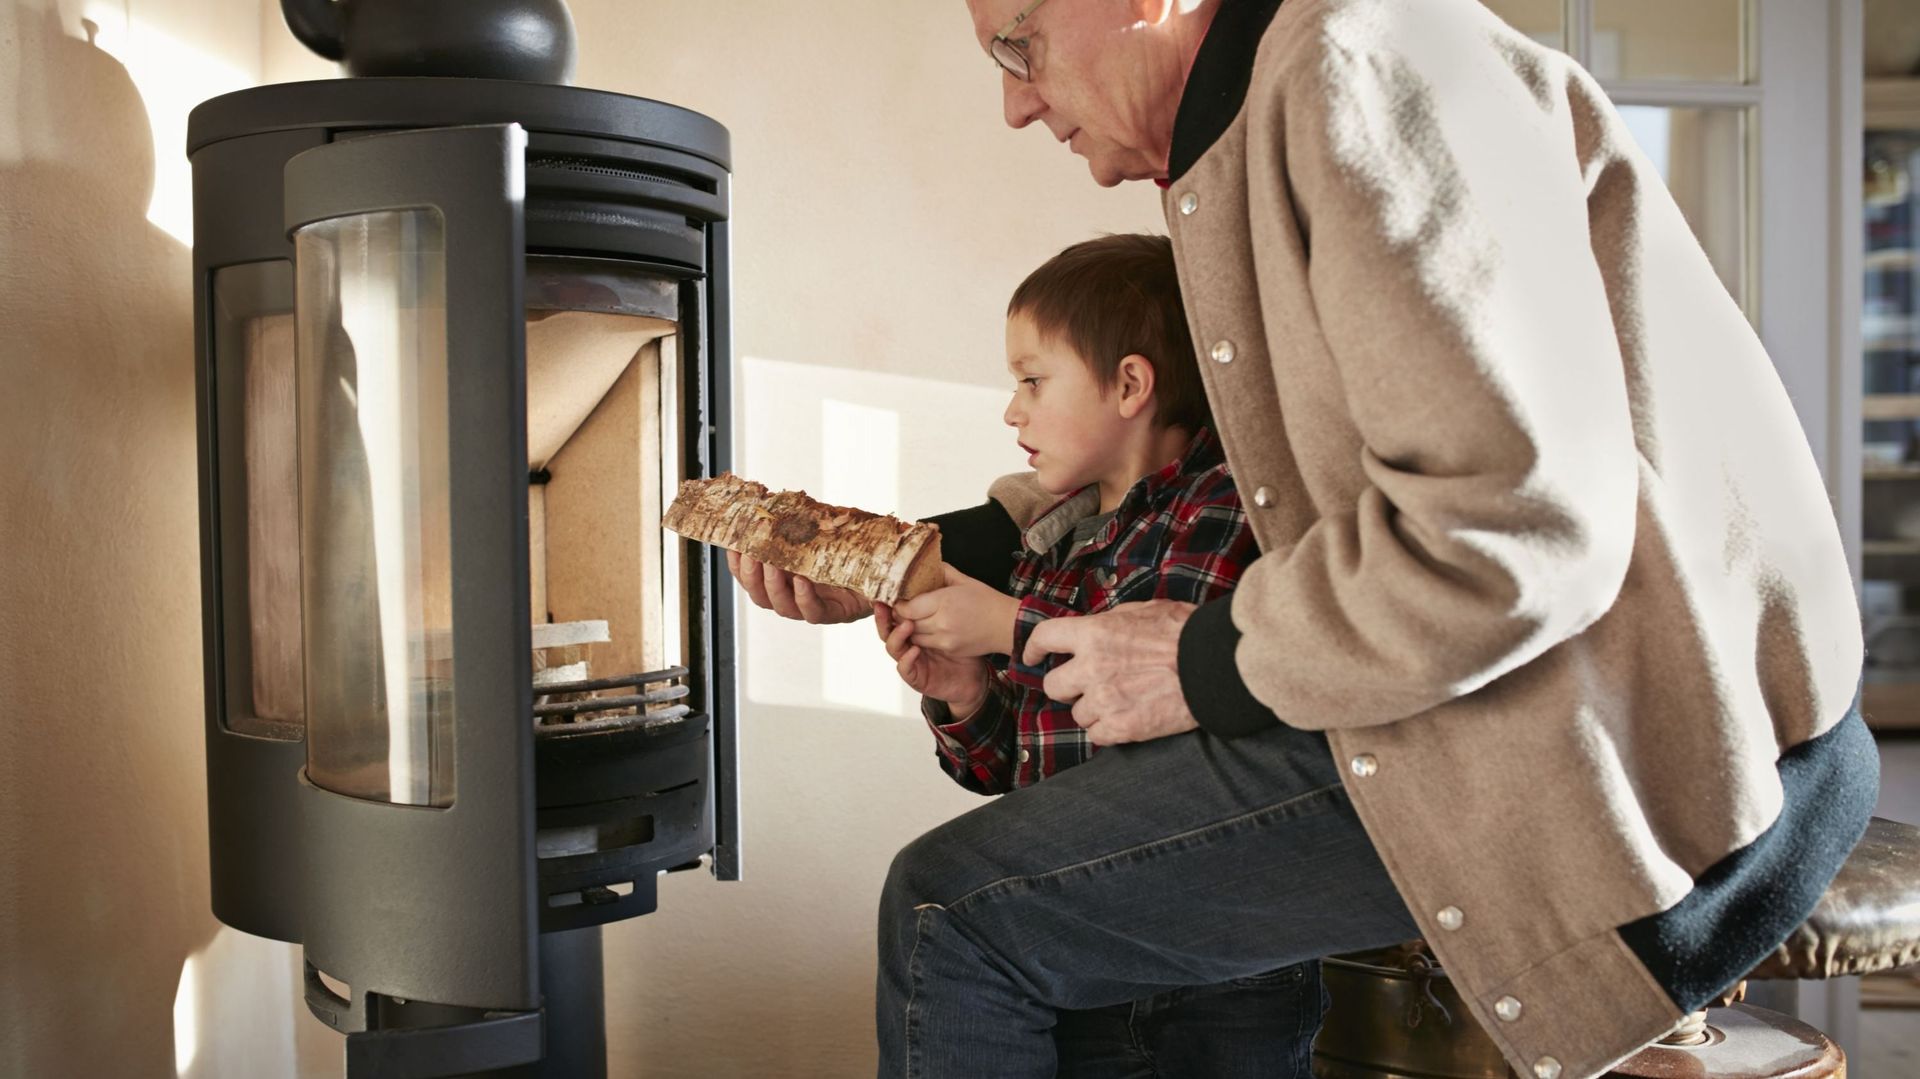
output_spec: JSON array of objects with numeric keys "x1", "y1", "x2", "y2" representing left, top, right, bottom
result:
[{"x1": 187, "y1": 4, "x2": 737, "y2": 1074}]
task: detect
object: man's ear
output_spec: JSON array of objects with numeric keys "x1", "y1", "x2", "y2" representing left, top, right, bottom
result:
[
  {"x1": 1114, "y1": 354, "x2": 1157, "y2": 420},
  {"x1": 1131, "y1": 0, "x2": 1176, "y2": 26}
]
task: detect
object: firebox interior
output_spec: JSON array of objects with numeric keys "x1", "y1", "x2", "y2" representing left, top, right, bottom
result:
[{"x1": 528, "y1": 307, "x2": 685, "y2": 701}]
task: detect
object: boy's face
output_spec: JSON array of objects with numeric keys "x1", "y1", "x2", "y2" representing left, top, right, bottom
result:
[{"x1": 1002, "y1": 312, "x2": 1130, "y2": 496}]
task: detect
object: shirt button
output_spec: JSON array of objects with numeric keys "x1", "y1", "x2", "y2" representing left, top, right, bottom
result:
[
  {"x1": 1179, "y1": 191, "x2": 1198, "y2": 215},
  {"x1": 1018, "y1": 749, "x2": 1031, "y2": 763},
  {"x1": 1532, "y1": 1058, "x2": 1562, "y2": 1079},
  {"x1": 1210, "y1": 339, "x2": 1236, "y2": 364},
  {"x1": 1349, "y1": 754, "x2": 1378, "y2": 778},
  {"x1": 1436, "y1": 906, "x2": 1465, "y2": 931},
  {"x1": 1253, "y1": 486, "x2": 1274, "y2": 508},
  {"x1": 1495, "y1": 996, "x2": 1523, "y2": 1022},
  {"x1": 1097, "y1": 569, "x2": 1116, "y2": 587}
]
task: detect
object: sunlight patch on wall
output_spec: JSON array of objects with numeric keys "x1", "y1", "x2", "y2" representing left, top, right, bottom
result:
[
  {"x1": 172, "y1": 927, "x2": 300, "y2": 1078},
  {"x1": 171, "y1": 950, "x2": 200, "y2": 1075},
  {"x1": 819, "y1": 398, "x2": 905, "y2": 714},
  {"x1": 820, "y1": 399, "x2": 902, "y2": 522},
  {"x1": 81, "y1": 3, "x2": 257, "y2": 245}
]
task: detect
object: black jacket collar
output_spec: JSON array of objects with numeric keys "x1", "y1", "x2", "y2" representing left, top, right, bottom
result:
[{"x1": 1167, "y1": 0, "x2": 1287, "y2": 183}]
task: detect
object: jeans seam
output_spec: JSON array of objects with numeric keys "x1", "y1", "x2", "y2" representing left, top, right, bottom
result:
[
  {"x1": 902, "y1": 904, "x2": 941, "y2": 1079},
  {"x1": 1127, "y1": 1000, "x2": 1161, "y2": 1076},
  {"x1": 1295, "y1": 966, "x2": 1323, "y2": 1077},
  {"x1": 944, "y1": 781, "x2": 1346, "y2": 917}
]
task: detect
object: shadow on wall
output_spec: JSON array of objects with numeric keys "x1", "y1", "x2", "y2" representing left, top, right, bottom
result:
[{"x1": 0, "y1": 6, "x2": 221, "y2": 1076}]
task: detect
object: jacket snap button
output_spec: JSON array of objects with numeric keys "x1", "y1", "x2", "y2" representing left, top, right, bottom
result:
[
  {"x1": 1495, "y1": 996, "x2": 1523, "y2": 1022},
  {"x1": 1018, "y1": 749, "x2": 1031, "y2": 763},
  {"x1": 1349, "y1": 754, "x2": 1378, "y2": 777},
  {"x1": 1532, "y1": 1058, "x2": 1561, "y2": 1079},
  {"x1": 1179, "y1": 192, "x2": 1198, "y2": 215},
  {"x1": 1436, "y1": 906, "x2": 1464, "y2": 931},
  {"x1": 1253, "y1": 486, "x2": 1274, "y2": 508},
  {"x1": 1210, "y1": 340, "x2": 1236, "y2": 364}
]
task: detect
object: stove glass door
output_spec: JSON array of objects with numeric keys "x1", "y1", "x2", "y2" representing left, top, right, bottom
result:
[
  {"x1": 283, "y1": 122, "x2": 539, "y2": 1016},
  {"x1": 294, "y1": 208, "x2": 456, "y2": 808}
]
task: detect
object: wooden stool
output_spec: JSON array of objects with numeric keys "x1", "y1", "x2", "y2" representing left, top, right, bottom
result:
[
  {"x1": 1607, "y1": 816, "x2": 1920, "y2": 1078},
  {"x1": 1314, "y1": 817, "x2": 1920, "y2": 1079}
]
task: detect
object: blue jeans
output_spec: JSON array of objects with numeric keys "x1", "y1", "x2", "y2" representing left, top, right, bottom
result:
[
  {"x1": 1052, "y1": 961, "x2": 1325, "y2": 1079},
  {"x1": 876, "y1": 721, "x2": 1417, "y2": 1079}
]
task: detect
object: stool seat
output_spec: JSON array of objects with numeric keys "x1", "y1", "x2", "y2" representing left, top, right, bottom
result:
[{"x1": 1747, "y1": 817, "x2": 1920, "y2": 980}]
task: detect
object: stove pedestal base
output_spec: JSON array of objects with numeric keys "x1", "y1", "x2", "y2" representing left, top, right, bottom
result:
[{"x1": 462, "y1": 925, "x2": 607, "y2": 1079}]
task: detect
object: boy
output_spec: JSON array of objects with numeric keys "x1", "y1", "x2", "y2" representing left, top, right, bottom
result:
[{"x1": 875, "y1": 234, "x2": 1321, "y2": 1078}]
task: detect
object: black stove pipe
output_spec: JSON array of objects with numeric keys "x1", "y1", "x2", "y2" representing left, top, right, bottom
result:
[{"x1": 280, "y1": 0, "x2": 577, "y2": 83}]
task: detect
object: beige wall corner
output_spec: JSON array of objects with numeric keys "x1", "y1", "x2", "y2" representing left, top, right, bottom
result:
[{"x1": 0, "y1": 1, "x2": 319, "y2": 1076}]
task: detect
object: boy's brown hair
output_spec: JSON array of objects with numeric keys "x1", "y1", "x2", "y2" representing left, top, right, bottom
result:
[{"x1": 1007, "y1": 233, "x2": 1210, "y2": 432}]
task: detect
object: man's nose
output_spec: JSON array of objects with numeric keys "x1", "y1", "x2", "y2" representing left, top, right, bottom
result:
[{"x1": 1002, "y1": 73, "x2": 1043, "y2": 130}]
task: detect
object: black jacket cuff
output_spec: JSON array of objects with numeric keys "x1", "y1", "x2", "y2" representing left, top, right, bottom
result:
[
  {"x1": 921, "y1": 500, "x2": 1022, "y2": 595},
  {"x1": 1178, "y1": 597, "x2": 1281, "y2": 738}
]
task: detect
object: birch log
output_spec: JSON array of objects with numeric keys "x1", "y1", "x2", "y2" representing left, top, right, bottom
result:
[{"x1": 662, "y1": 474, "x2": 942, "y2": 604}]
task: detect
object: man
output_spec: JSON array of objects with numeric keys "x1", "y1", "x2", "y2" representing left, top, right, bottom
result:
[{"x1": 737, "y1": 2, "x2": 1879, "y2": 1077}]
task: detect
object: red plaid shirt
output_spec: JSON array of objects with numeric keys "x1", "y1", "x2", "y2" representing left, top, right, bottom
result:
[{"x1": 923, "y1": 428, "x2": 1257, "y2": 793}]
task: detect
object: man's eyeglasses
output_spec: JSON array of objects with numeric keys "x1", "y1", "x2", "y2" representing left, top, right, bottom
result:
[{"x1": 989, "y1": 0, "x2": 1052, "y2": 82}]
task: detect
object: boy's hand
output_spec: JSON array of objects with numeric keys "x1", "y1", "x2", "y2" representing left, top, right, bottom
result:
[
  {"x1": 892, "y1": 564, "x2": 1020, "y2": 658},
  {"x1": 728, "y1": 550, "x2": 870, "y2": 624},
  {"x1": 876, "y1": 603, "x2": 990, "y2": 717}
]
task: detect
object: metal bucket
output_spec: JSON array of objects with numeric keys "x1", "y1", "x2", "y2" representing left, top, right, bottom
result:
[{"x1": 1313, "y1": 944, "x2": 1513, "y2": 1079}]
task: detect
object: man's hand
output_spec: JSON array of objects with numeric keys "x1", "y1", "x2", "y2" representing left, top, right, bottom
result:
[
  {"x1": 876, "y1": 603, "x2": 990, "y2": 716},
  {"x1": 727, "y1": 550, "x2": 870, "y2": 624},
  {"x1": 892, "y1": 564, "x2": 1020, "y2": 658},
  {"x1": 1021, "y1": 600, "x2": 1200, "y2": 745}
]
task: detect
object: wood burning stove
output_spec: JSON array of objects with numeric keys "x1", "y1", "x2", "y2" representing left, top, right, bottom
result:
[{"x1": 187, "y1": 2, "x2": 737, "y2": 1074}]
